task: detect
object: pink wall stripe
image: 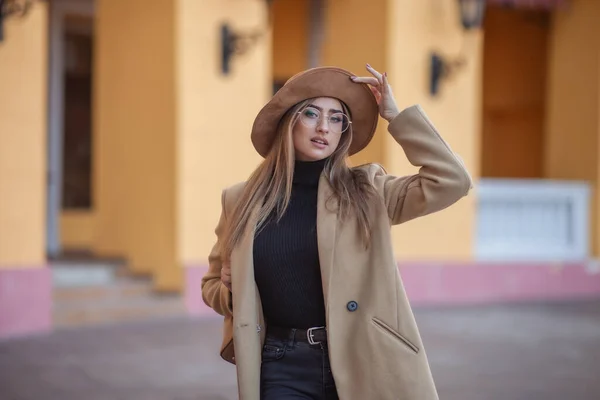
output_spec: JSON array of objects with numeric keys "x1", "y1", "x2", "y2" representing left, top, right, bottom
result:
[
  {"x1": 399, "y1": 262, "x2": 600, "y2": 306},
  {"x1": 0, "y1": 266, "x2": 52, "y2": 339}
]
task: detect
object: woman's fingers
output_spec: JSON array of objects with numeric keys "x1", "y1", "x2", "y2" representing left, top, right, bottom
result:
[
  {"x1": 381, "y1": 71, "x2": 389, "y2": 94},
  {"x1": 369, "y1": 86, "x2": 382, "y2": 104},
  {"x1": 351, "y1": 63, "x2": 388, "y2": 105},
  {"x1": 352, "y1": 64, "x2": 385, "y2": 86},
  {"x1": 366, "y1": 64, "x2": 384, "y2": 84},
  {"x1": 351, "y1": 76, "x2": 380, "y2": 86}
]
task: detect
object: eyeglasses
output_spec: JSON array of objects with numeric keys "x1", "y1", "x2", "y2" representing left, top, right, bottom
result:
[{"x1": 297, "y1": 107, "x2": 351, "y2": 134}]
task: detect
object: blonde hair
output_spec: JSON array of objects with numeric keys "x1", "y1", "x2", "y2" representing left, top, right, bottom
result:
[{"x1": 221, "y1": 98, "x2": 378, "y2": 259}]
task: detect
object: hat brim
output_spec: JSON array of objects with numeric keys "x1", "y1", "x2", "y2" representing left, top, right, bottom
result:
[{"x1": 251, "y1": 67, "x2": 379, "y2": 158}]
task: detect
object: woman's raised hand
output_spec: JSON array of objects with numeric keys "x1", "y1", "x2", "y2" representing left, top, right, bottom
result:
[{"x1": 351, "y1": 64, "x2": 400, "y2": 122}]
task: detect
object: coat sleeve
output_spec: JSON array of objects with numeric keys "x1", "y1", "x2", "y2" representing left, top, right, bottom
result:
[
  {"x1": 201, "y1": 189, "x2": 233, "y2": 317},
  {"x1": 374, "y1": 105, "x2": 473, "y2": 225}
]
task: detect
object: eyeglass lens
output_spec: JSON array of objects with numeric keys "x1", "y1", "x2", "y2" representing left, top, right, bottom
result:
[{"x1": 298, "y1": 107, "x2": 350, "y2": 133}]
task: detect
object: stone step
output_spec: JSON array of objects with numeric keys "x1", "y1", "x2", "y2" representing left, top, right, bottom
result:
[
  {"x1": 51, "y1": 260, "x2": 186, "y2": 329},
  {"x1": 53, "y1": 294, "x2": 185, "y2": 328},
  {"x1": 53, "y1": 279, "x2": 153, "y2": 305},
  {"x1": 51, "y1": 259, "x2": 123, "y2": 287}
]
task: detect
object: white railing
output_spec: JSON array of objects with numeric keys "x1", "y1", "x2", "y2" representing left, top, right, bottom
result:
[{"x1": 475, "y1": 179, "x2": 592, "y2": 262}]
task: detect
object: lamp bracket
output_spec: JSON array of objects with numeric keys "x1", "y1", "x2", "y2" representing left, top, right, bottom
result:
[
  {"x1": 221, "y1": 23, "x2": 266, "y2": 75},
  {"x1": 220, "y1": 0, "x2": 274, "y2": 75}
]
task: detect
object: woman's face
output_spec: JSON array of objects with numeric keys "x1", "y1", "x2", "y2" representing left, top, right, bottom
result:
[{"x1": 292, "y1": 97, "x2": 348, "y2": 162}]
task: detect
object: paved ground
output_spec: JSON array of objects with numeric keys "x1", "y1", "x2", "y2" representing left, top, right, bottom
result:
[{"x1": 1, "y1": 300, "x2": 600, "y2": 400}]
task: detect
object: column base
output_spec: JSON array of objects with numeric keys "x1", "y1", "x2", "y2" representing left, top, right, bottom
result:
[
  {"x1": 0, "y1": 266, "x2": 52, "y2": 340},
  {"x1": 400, "y1": 261, "x2": 600, "y2": 306}
]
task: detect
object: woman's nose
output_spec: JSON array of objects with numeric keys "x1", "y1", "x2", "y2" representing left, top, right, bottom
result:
[{"x1": 317, "y1": 118, "x2": 329, "y2": 134}]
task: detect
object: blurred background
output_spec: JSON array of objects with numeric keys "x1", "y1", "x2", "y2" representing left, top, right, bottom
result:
[{"x1": 1, "y1": 0, "x2": 600, "y2": 399}]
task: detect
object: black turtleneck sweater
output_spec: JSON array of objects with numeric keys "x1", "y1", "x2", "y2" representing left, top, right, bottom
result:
[{"x1": 253, "y1": 159, "x2": 327, "y2": 329}]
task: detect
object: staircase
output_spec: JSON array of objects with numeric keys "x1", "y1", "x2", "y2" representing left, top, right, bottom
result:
[{"x1": 51, "y1": 258, "x2": 186, "y2": 329}]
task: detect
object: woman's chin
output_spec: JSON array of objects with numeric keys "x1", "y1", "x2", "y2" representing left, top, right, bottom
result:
[{"x1": 296, "y1": 149, "x2": 331, "y2": 162}]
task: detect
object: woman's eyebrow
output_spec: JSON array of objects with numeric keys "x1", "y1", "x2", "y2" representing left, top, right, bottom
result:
[{"x1": 307, "y1": 104, "x2": 343, "y2": 114}]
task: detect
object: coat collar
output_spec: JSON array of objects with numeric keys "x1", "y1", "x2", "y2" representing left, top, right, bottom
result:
[{"x1": 230, "y1": 203, "x2": 261, "y2": 327}]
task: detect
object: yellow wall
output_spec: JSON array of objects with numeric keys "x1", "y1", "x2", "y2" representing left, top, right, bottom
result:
[
  {"x1": 178, "y1": 0, "x2": 478, "y2": 265},
  {"x1": 482, "y1": 7, "x2": 549, "y2": 179},
  {"x1": 4, "y1": 0, "x2": 597, "y2": 292},
  {"x1": 322, "y1": 0, "x2": 388, "y2": 168},
  {"x1": 176, "y1": 0, "x2": 270, "y2": 265},
  {"x1": 272, "y1": 0, "x2": 308, "y2": 81},
  {"x1": 60, "y1": 211, "x2": 96, "y2": 250},
  {"x1": 272, "y1": 0, "x2": 387, "y2": 165},
  {"x1": 386, "y1": 0, "x2": 481, "y2": 260},
  {"x1": 94, "y1": 0, "x2": 178, "y2": 289},
  {"x1": 91, "y1": 0, "x2": 270, "y2": 289},
  {"x1": 0, "y1": 3, "x2": 48, "y2": 266},
  {"x1": 545, "y1": 0, "x2": 600, "y2": 255},
  {"x1": 545, "y1": 1, "x2": 599, "y2": 182}
]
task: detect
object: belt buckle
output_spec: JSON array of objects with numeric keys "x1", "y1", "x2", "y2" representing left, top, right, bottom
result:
[{"x1": 306, "y1": 326, "x2": 325, "y2": 345}]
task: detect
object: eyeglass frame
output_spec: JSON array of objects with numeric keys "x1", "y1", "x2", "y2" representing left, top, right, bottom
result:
[{"x1": 295, "y1": 106, "x2": 353, "y2": 133}]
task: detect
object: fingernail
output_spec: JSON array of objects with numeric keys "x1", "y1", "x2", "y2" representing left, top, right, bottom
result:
[
  {"x1": 384, "y1": 72, "x2": 387, "y2": 77},
  {"x1": 350, "y1": 76, "x2": 356, "y2": 80},
  {"x1": 366, "y1": 63, "x2": 371, "y2": 68}
]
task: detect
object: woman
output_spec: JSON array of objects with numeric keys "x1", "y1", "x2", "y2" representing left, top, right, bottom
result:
[{"x1": 201, "y1": 64, "x2": 472, "y2": 400}]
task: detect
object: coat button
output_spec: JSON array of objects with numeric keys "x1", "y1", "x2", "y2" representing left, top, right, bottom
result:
[{"x1": 346, "y1": 301, "x2": 358, "y2": 312}]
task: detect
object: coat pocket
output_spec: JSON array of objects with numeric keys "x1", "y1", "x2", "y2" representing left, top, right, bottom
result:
[{"x1": 371, "y1": 317, "x2": 420, "y2": 354}]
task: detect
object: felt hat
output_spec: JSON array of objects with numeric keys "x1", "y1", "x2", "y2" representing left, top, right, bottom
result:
[{"x1": 251, "y1": 66, "x2": 379, "y2": 157}]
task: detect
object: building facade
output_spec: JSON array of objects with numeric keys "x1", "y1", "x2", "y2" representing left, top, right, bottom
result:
[{"x1": 1, "y1": 0, "x2": 600, "y2": 339}]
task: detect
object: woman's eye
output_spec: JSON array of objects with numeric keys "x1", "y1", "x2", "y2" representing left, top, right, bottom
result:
[
  {"x1": 330, "y1": 116, "x2": 342, "y2": 123},
  {"x1": 304, "y1": 109, "x2": 319, "y2": 118}
]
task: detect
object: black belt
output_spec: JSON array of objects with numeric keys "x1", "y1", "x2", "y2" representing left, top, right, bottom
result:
[{"x1": 267, "y1": 325, "x2": 328, "y2": 345}]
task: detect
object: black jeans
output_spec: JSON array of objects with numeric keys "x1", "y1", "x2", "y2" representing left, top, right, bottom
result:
[{"x1": 260, "y1": 328, "x2": 339, "y2": 400}]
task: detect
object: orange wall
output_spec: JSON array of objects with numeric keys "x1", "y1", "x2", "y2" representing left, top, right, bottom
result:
[
  {"x1": 91, "y1": 0, "x2": 271, "y2": 289},
  {"x1": 322, "y1": 0, "x2": 388, "y2": 168},
  {"x1": 386, "y1": 0, "x2": 481, "y2": 260},
  {"x1": 94, "y1": 0, "x2": 178, "y2": 289},
  {"x1": 545, "y1": 0, "x2": 600, "y2": 255},
  {"x1": 272, "y1": 0, "x2": 308, "y2": 81},
  {"x1": 482, "y1": 7, "x2": 549, "y2": 179},
  {"x1": 176, "y1": 0, "x2": 270, "y2": 264},
  {"x1": 64, "y1": 0, "x2": 600, "y2": 275},
  {"x1": 272, "y1": 0, "x2": 387, "y2": 165},
  {"x1": 61, "y1": 211, "x2": 96, "y2": 250},
  {"x1": 320, "y1": 0, "x2": 479, "y2": 260},
  {"x1": 0, "y1": 3, "x2": 48, "y2": 267},
  {"x1": 545, "y1": 1, "x2": 599, "y2": 183}
]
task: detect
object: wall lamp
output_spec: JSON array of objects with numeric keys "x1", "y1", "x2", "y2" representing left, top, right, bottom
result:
[
  {"x1": 221, "y1": 0, "x2": 274, "y2": 75},
  {"x1": 430, "y1": 0, "x2": 486, "y2": 96},
  {"x1": 0, "y1": 0, "x2": 33, "y2": 42}
]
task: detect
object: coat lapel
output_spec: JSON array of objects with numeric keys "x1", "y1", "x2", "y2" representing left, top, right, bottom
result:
[
  {"x1": 230, "y1": 203, "x2": 262, "y2": 400},
  {"x1": 230, "y1": 203, "x2": 260, "y2": 324},
  {"x1": 317, "y1": 173, "x2": 339, "y2": 302}
]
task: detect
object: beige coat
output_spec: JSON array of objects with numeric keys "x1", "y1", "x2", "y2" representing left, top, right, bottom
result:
[{"x1": 201, "y1": 105, "x2": 473, "y2": 400}]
